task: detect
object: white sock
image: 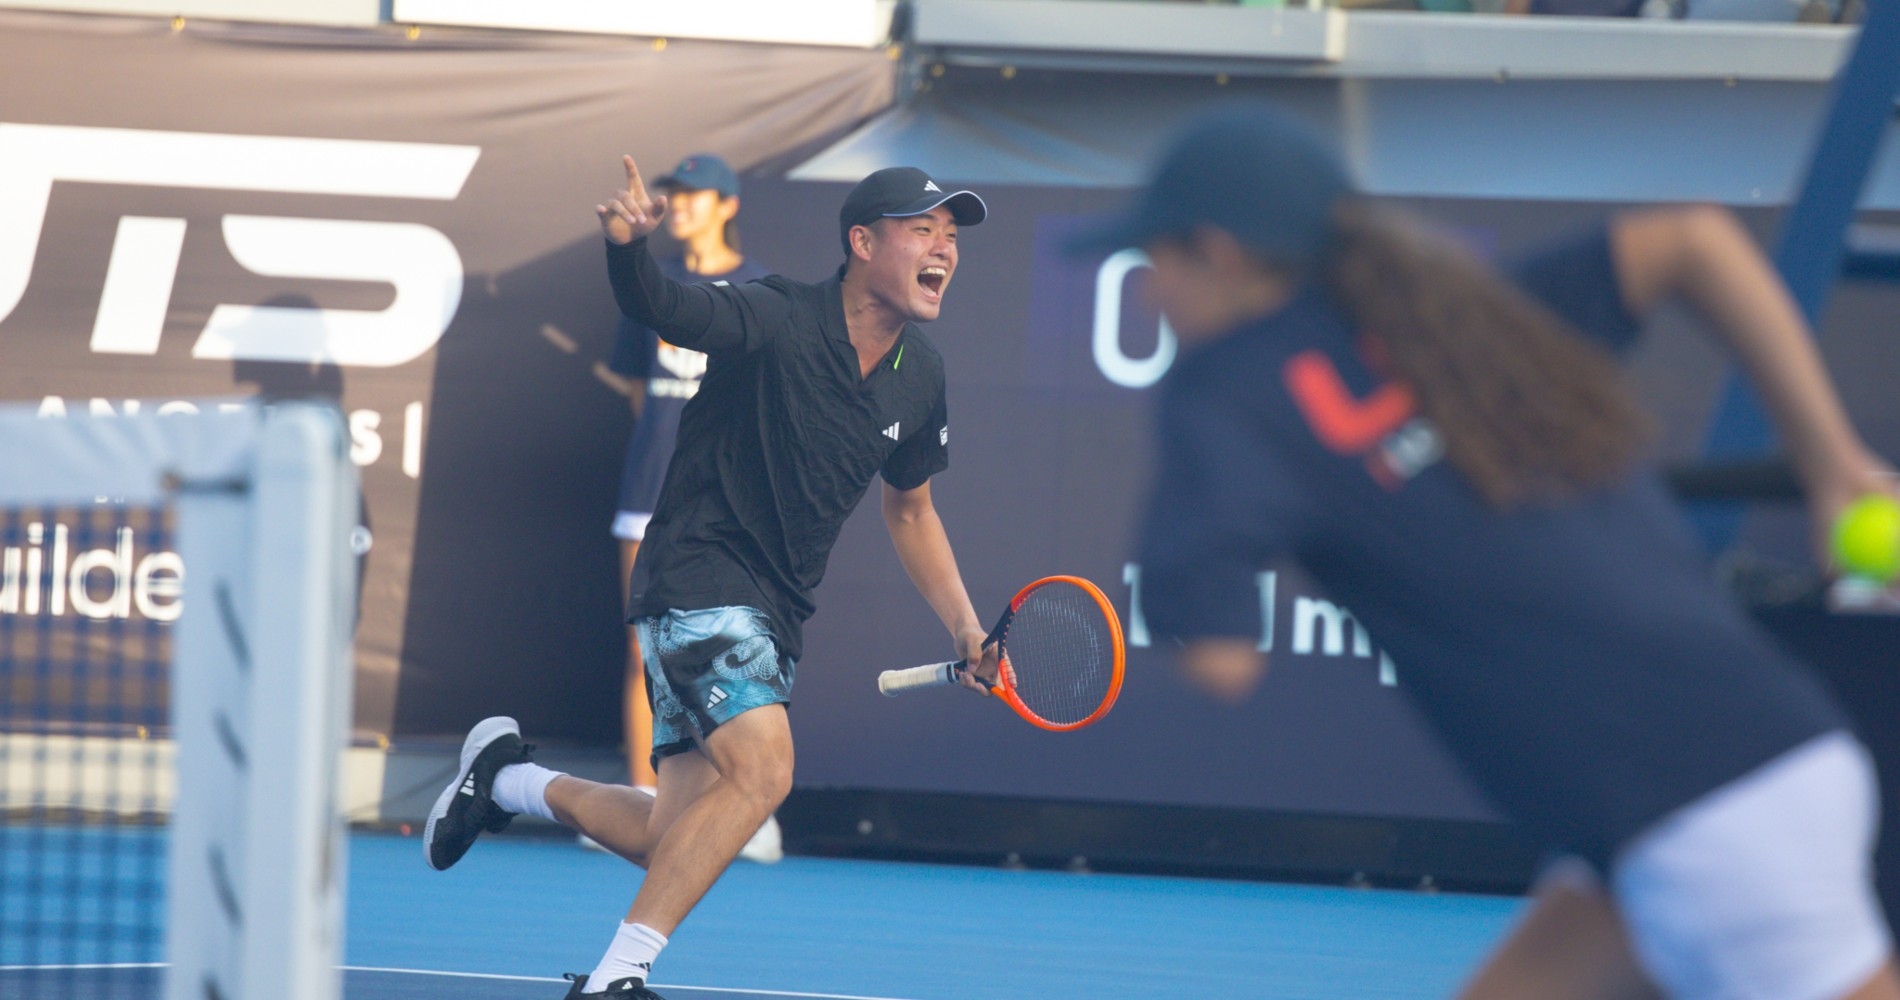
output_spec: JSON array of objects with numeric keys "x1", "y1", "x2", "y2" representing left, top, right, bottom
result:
[
  {"x1": 490, "y1": 762, "x2": 560, "y2": 821},
  {"x1": 583, "y1": 921, "x2": 667, "y2": 992}
]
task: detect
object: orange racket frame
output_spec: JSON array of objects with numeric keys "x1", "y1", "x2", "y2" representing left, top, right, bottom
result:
[
  {"x1": 877, "y1": 575, "x2": 1126, "y2": 732},
  {"x1": 995, "y1": 575, "x2": 1125, "y2": 731}
]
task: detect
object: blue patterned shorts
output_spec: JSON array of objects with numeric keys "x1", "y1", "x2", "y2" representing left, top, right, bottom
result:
[{"x1": 633, "y1": 605, "x2": 795, "y2": 764}]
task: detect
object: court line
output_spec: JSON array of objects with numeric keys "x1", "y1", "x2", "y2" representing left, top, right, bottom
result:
[
  {"x1": 0, "y1": 963, "x2": 920, "y2": 1000},
  {"x1": 0, "y1": 963, "x2": 165, "y2": 971},
  {"x1": 342, "y1": 966, "x2": 563, "y2": 983},
  {"x1": 649, "y1": 987, "x2": 920, "y2": 1000},
  {"x1": 342, "y1": 965, "x2": 921, "y2": 1000}
]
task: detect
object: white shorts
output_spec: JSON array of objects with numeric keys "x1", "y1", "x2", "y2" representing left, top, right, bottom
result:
[
  {"x1": 1610, "y1": 730, "x2": 1891, "y2": 1000},
  {"x1": 612, "y1": 511, "x2": 653, "y2": 542}
]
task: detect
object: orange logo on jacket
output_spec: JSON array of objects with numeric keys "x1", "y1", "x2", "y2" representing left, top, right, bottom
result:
[{"x1": 1283, "y1": 348, "x2": 1444, "y2": 490}]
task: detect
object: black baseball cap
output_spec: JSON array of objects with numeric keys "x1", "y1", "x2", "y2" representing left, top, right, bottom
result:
[
  {"x1": 839, "y1": 167, "x2": 986, "y2": 254},
  {"x1": 1069, "y1": 105, "x2": 1355, "y2": 269},
  {"x1": 656, "y1": 154, "x2": 740, "y2": 199}
]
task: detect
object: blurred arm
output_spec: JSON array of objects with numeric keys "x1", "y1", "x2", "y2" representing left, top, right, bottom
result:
[
  {"x1": 1140, "y1": 389, "x2": 1302, "y2": 702},
  {"x1": 1609, "y1": 206, "x2": 1895, "y2": 526}
]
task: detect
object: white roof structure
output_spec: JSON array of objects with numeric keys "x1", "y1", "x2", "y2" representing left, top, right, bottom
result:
[{"x1": 793, "y1": 1, "x2": 1896, "y2": 207}]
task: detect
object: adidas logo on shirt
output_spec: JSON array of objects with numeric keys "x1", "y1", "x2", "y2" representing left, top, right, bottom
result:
[
  {"x1": 458, "y1": 774, "x2": 477, "y2": 797},
  {"x1": 707, "y1": 685, "x2": 729, "y2": 708},
  {"x1": 882, "y1": 423, "x2": 901, "y2": 440}
]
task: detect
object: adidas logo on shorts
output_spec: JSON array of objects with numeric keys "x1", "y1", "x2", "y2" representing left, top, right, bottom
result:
[{"x1": 708, "y1": 685, "x2": 729, "y2": 708}]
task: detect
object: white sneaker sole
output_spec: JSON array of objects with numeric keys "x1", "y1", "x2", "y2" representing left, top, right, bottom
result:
[{"x1": 422, "y1": 715, "x2": 521, "y2": 870}]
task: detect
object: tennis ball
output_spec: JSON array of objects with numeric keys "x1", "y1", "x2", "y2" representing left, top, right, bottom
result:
[{"x1": 1833, "y1": 494, "x2": 1900, "y2": 584}]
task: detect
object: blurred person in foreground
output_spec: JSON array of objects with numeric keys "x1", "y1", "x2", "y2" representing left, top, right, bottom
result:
[
  {"x1": 1083, "y1": 104, "x2": 1900, "y2": 1000},
  {"x1": 597, "y1": 154, "x2": 780, "y2": 863},
  {"x1": 422, "y1": 155, "x2": 997, "y2": 999}
]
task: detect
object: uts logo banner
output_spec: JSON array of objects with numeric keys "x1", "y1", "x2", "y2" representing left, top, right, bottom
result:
[
  {"x1": 0, "y1": 16, "x2": 903, "y2": 751},
  {"x1": 0, "y1": 123, "x2": 480, "y2": 367}
]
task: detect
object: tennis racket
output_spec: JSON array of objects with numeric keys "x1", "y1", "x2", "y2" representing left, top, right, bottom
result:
[{"x1": 878, "y1": 575, "x2": 1125, "y2": 731}]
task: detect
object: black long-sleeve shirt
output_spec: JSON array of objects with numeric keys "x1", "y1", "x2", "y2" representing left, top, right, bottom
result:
[{"x1": 606, "y1": 237, "x2": 950, "y2": 661}]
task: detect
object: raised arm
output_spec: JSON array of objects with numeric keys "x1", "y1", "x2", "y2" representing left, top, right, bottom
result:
[
  {"x1": 1609, "y1": 206, "x2": 1899, "y2": 556},
  {"x1": 598, "y1": 155, "x2": 784, "y2": 354},
  {"x1": 881, "y1": 480, "x2": 995, "y2": 693}
]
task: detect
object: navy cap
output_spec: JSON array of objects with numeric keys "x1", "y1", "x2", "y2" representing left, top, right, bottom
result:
[
  {"x1": 1071, "y1": 105, "x2": 1355, "y2": 268},
  {"x1": 656, "y1": 154, "x2": 740, "y2": 199},
  {"x1": 839, "y1": 167, "x2": 986, "y2": 253}
]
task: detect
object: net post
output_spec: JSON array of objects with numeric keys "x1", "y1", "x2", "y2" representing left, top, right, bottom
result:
[
  {"x1": 0, "y1": 400, "x2": 352, "y2": 1000},
  {"x1": 238, "y1": 405, "x2": 355, "y2": 1000},
  {"x1": 163, "y1": 403, "x2": 356, "y2": 1000}
]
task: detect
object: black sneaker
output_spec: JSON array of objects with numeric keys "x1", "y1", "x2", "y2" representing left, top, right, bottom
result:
[
  {"x1": 559, "y1": 973, "x2": 666, "y2": 999},
  {"x1": 422, "y1": 716, "x2": 534, "y2": 871}
]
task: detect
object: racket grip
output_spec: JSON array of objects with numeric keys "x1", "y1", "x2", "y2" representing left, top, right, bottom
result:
[{"x1": 878, "y1": 660, "x2": 966, "y2": 696}]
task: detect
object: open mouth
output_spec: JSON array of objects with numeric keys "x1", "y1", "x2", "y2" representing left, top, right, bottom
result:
[{"x1": 918, "y1": 267, "x2": 947, "y2": 297}]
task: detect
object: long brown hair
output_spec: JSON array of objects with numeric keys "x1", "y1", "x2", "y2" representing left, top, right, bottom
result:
[{"x1": 1324, "y1": 201, "x2": 1652, "y2": 508}]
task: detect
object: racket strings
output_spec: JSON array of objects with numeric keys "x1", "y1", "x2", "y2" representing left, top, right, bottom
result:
[{"x1": 1002, "y1": 583, "x2": 1117, "y2": 726}]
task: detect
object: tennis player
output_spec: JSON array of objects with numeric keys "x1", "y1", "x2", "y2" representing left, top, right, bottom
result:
[
  {"x1": 1091, "y1": 105, "x2": 1900, "y2": 1000},
  {"x1": 600, "y1": 154, "x2": 781, "y2": 861},
  {"x1": 422, "y1": 157, "x2": 997, "y2": 999}
]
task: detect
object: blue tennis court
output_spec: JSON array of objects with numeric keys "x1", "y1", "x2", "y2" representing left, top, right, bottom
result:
[{"x1": 5, "y1": 829, "x2": 1524, "y2": 999}]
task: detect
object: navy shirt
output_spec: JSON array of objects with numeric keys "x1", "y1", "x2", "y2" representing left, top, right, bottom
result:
[
  {"x1": 609, "y1": 254, "x2": 772, "y2": 516},
  {"x1": 606, "y1": 238, "x2": 951, "y2": 662},
  {"x1": 1139, "y1": 224, "x2": 1845, "y2": 867}
]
